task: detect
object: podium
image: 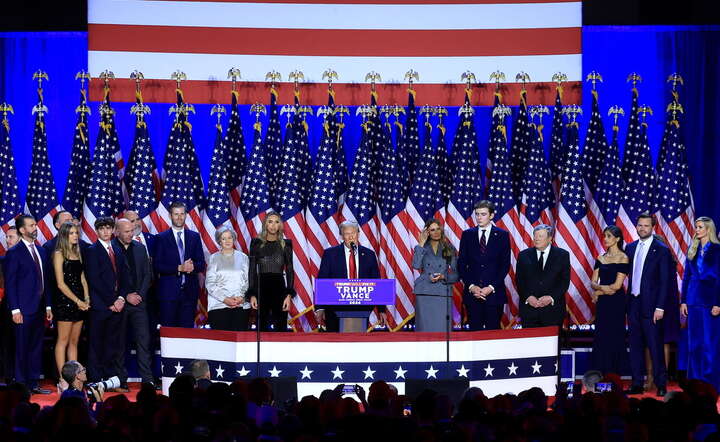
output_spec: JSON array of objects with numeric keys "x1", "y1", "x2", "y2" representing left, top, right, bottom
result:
[{"x1": 315, "y1": 279, "x2": 395, "y2": 333}]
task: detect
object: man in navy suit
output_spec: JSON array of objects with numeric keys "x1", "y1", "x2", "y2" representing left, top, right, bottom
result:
[
  {"x1": 458, "y1": 200, "x2": 511, "y2": 330},
  {"x1": 153, "y1": 202, "x2": 206, "y2": 328},
  {"x1": 625, "y1": 213, "x2": 672, "y2": 397},
  {"x1": 0, "y1": 226, "x2": 20, "y2": 383},
  {"x1": 316, "y1": 220, "x2": 382, "y2": 332},
  {"x1": 85, "y1": 217, "x2": 129, "y2": 390},
  {"x1": 4, "y1": 215, "x2": 53, "y2": 393}
]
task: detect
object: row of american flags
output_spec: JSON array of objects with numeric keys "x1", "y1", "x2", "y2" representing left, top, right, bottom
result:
[{"x1": 0, "y1": 72, "x2": 694, "y2": 331}]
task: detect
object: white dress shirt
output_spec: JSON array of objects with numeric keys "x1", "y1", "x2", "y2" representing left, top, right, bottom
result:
[
  {"x1": 477, "y1": 226, "x2": 492, "y2": 247},
  {"x1": 343, "y1": 244, "x2": 360, "y2": 278},
  {"x1": 631, "y1": 236, "x2": 653, "y2": 296},
  {"x1": 536, "y1": 245, "x2": 551, "y2": 270}
]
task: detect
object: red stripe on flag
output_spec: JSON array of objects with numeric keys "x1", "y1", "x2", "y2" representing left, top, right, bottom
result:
[{"x1": 89, "y1": 24, "x2": 581, "y2": 57}]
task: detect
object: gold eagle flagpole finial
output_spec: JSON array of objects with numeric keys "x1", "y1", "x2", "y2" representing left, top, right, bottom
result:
[
  {"x1": 488, "y1": 70, "x2": 504, "y2": 92},
  {"x1": 227, "y1": 68, "x2": 241, "y2": 92},
  {"x1": 75, "y1": 70, "x2": 91, "y2": 117},
  {"x1": 627, "y1": 72, "x2": 642, "y2": 88},
  {"x1": 667, "y1": 101, "x2": 684, "y2": 122},
  {"x1": 405, "y1": 69, "x2": 420, "y2": 91},
  {"x1": 585, "y1": 71, "x2": 603, "y2": 91},
  {"x1": 561, "y1": 104, "x2": 583, "y2": 127},
  {"x1": 667, "y1": 73, "x2": 684, "y2": 92},
  {"x1": 608, "y1": 105, "x2": 625, "y2": 131},
  {"x1": 365, "y1": 71, "x2": 381, "y2": 94},
  {"x1": 515, "y1": 71, "x2": 530, "y2": 92},
  {"x1": 0, "y1": 103, "x2": 14, "y2": 126},
  {"x1": 638, "y1": 104, "x2": 653, "y2": 124},
  {"x1": 32, "y1": 70, "x2": 49, "y2": 116},
  {"x1": 211, "y1": 104, "x2": 226, "y2": 128},
  {"x1": 322, "y1": 69, "x2": 338, "y2": 91},
  {"x1": 250, "y1": 102, "x2": 266, "y2": 131}
]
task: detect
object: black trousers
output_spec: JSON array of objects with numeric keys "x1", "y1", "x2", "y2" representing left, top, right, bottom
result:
[
  {"x1": 125, "y1": 304, "x2": 154, "y2": 383},
  {"x1": 208, "y1": 307, "x2": 249, "y2": 331},
  {"x1": 257, "y1": 273, "x2": 290, "y2": 332},
  {"x1": 465, "y1": 302, "x2": 504, "y2": 331},
  {"x1": 88, "y1": 309, "x2": 127, "y2": 383}
]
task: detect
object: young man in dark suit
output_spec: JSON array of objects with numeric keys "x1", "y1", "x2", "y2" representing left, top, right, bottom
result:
[
  {"x1": 516, "y1": 224, "x2": 570, "y2": 328},
  {"x1": 4, "y1": 215, "x2": 53, "y2": 393},
  {"x1": 85, "y1": 217, "x2": 129, "y2": 390},
  {"x1": 458, "y1": 200, "x2": 511, "y2": 330},
  {"x1": 316, "y1": 220, "x2": 382, "y2": 332},
  {"x1": 625, "y1": 213, "x2": 672, "y2": 397},
  {"x1": 114, "y1": 218, "x2": 155, "y2": 387},
  {"x1": 153, "y1": 202, "x2": 206, "y2": 328}
]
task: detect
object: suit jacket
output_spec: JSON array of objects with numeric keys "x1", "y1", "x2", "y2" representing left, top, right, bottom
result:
[
  {"x1": 153, "y1": 228, "x2": 206, "y2": 301},
  {"x1": 681, "y1": 242, "x2": 720, "y2": 307},
  {"x1": 516, "y1": 246, "x2": 570, "y2": 325},
  {"x1": 4, "y1": 241, "x2": 51, "y2": 315},
  {"x1": 85, "y1": 240, "x2": 129, "y2": 312},
  {"x1": 136, "y1": 232, "x2": 157, "y2": 260},
  {"x1": 317, "y1": 244, "x2": 381, "y2": 313},
  {"x1": 457, "y1": 225, "x2": 511, "y2": 306},
  {"x1": 113, "y1": 239, "x2": 152, "y2": 306},
  {"x1": 626, "y1": 238, "x2": 671, "y2": 317}
]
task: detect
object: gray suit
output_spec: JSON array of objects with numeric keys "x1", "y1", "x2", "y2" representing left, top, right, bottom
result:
[
  {"x1": 412, "y1": 243, "x2": 458, "y2": 332},
  {"x1": 114, "y1": 239, "x2": 154, "y2": 384}
]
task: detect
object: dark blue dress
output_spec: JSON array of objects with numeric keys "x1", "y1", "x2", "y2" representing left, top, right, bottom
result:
[{"x1": 591, "y1": 261, "x2": 629, "y2": 375}]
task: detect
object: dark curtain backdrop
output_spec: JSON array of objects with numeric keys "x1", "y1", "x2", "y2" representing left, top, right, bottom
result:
[{"x1": 1, "y1": 26, "x2": 718, "y2": 222}]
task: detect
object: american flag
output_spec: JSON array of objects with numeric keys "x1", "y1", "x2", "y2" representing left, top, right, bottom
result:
[
  {"x1": 224, "y1": 92, "x2": 249, "y2": 253},
  {"x1": 87, "y1": 0, "x2": 582, "y2": 106},
  {"x1": 549, "y1": 89, "x2": 566, "y2": 203},
  {"x1": 81, "y1": 96, "x2": 126, "y2": 242},
  {"x1": 509, "y1": 91, "x2": 533, "y2": 207},
  {"x1": 406, "y1": 120, "x2": 441, "y2": 238},
  {"x1": 306, "y1": 92, "x2": 344, "y2": 280},
  {"x1": 200, "y1": 118, "x2": 229, "y2": 256},
  {"x1": 398, "y1": 91, "x2": 420, "y2": 187},
  {"x1": 595, "y1": 123, "x2": 624, "y2": 227},
  {"x1": 333, "y1": 103, "x2": 349, "y2": 207},
  {"x1": 62, "y1": 90, "x2": 92, "y2": 220},
  {"x1": 0, "y1": 113, "x2": 21, "y2": 254},
  {"x1": 486, "y1": 102, "x2": 522, "y2": 327},
  {"x1": 265, "y1": 89, "x2": 283, "y2": 210},
  {"x1": 445, "y1": 93, "x2": 483, "y2": 327},
  {"x1": 125, "y1": 95, "x2": 161, "y2": 233},
  {"x1": 655, "y1": 98, "x2": 694, "y2": 290},
  {"x1": 239, "y1": 113, "x2": 272, "y2": 246},
  {"x1": 276, "y1": 105, "x2": 318, "y2": 332},
  {"x1": 376, "y1": 105, "x2": 414, "y2": 330},
  {"x1": 616, "y1": 87, "x2": 657, "y2": 243},
  {"x1": 518, "y1": 105, "x2": 554, "y2": 241},
  {"x1": 553, "y1": 118, "x2": 596, "y2": 324},
  {"x1": 341, "y1": 97, "x2": 380, "y2": 253},
  {"x1": 25, "y1": 89, "x2": 62, "y2": 245},
  {"x1": 240, "y1": 112, "x2": 272, "y2": 244},
  {"x1": 436, "y1": 119, "x2": 452, "y2": 207}
]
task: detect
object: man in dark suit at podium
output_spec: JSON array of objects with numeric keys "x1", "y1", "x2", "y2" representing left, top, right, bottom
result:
[
  {"x1": 458, "y1": 200, "x2": 511, "y2": 330},
  {"x1": 516, "y1": 224, "x2": 570, "y2": 328},
  {"x1": 316, "y1": 220, "x2": 382, "y2": 332}
]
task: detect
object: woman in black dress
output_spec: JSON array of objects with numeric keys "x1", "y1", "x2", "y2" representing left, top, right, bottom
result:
[
  {"x1": 249, "y1": 212, "x2": 294, "y2": 331},
  {"x1": 590, "y1": 225, "x2": 629, "y2": 375},
  {"x1": 52, "y1": 222, "x2": 89, "y2": 377}
]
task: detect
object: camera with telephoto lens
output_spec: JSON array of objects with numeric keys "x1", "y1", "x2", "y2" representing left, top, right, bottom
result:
[{"x1": 86, "y1": 376, "x2": 120, "y2": 398}]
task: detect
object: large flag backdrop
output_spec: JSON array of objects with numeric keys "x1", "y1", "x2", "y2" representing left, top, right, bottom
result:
[{"x1": 86, "y1": 0, "x2": 582, "y2": 106}]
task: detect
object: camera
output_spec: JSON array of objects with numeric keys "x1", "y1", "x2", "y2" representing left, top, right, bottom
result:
[{"x1": 87, "y1": 376, "x2": 120, "y2": 393}]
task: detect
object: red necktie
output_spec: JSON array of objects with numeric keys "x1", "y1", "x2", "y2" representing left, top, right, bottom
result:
[
  {"x1": 348, "y1": 248, "x2": 357, "y2": 279},
  {"x1": 135, "y1": 235, "x2": 142, "y2": 243},
  {"x1": 107, "y1": 246, "x2": 117, "y2": 274}
]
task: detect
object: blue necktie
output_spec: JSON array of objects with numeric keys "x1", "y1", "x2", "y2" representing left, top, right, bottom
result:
[{"x1": 177, "y1": 231, "x2": 186, "y2": 284}]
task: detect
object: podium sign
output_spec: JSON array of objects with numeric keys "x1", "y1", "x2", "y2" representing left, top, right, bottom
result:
[{"x1": 314, "y1": 279, "x2": 395, "y2": 306}]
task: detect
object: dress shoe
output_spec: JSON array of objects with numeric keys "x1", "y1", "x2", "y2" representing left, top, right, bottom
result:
[
  {"x1": 625, "y1": 385, "x2": 644, "y2": 395},
  {"x1": 31, "y1": 387, "x2": 52, "y2": 395},
  {"x1": 656, "y1": 387, "x2": 667, "y2": 397}
]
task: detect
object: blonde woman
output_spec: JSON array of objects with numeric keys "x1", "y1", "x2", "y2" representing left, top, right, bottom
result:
[
  {"x1": 205, "y1": 226, "x2": 250, "y2": 331},
  {"x1": 680, "y1": 216, "x2": 720, "y2": 390},
  {"x1": 52, "y1": 222, "x2": 90, "y2": 376},
  {"x1": 248, "y1": 212, "x2": 294, "y2": 331}
]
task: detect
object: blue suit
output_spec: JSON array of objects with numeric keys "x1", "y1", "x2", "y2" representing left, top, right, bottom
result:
[
  {"x1": 153, "y1": 228, "x2": 206, "y2": 328},
  {"x1": 85, "y1": 240, "x2": 129, "y2": 383},
  {"x1": 681, "y1": 242, "x2": 720, "y2": 389},
  {"x1": 4, "y1": 241, "x2": 51, "y2": 387},
  {"x1": 626, "y1": 238, "x2": 672, "y2": 390},
  {"x1": 317, "y1": 244, "x2": 381, "y2": 332},
  {"x1": 457, "y1": 226, "x2": 511, "y2": 330}
]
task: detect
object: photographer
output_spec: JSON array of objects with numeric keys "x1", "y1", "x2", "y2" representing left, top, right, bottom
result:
[{"x1": 59, "y1": 360, "x2": 104, "y2": 404}]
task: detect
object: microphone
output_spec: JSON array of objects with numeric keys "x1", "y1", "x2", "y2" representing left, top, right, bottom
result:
[{"x1": 350, "y1": 241, "x2": 357, "y2": 251}]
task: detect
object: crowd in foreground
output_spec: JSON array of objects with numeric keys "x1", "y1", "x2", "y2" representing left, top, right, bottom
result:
[{"x1": 1, "y1": 360, "x2": 719, "y2": 442}]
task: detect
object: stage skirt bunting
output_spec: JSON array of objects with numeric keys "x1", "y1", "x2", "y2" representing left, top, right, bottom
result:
[{"x1": 160, "y1": 326, "x2": 559, "y2": 398}]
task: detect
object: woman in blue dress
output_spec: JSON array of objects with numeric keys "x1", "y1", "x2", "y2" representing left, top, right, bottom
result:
[
  {"x1": 590, "y1": 225, "x2": 629, "y2": 375},
  {"x1": 680, "y1": 216, "x2": 720, "y2": 390}
]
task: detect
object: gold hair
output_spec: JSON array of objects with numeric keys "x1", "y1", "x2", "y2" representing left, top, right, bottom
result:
[
  {"x1": 55, "y1": 222, "x2": 82, "y2": 262},
  {"x1": 260, "y1": 211, "x2": 285, "y2": 249},
  {"x1": 688, "y1": 216, "x2": 720, "y2": 260}
]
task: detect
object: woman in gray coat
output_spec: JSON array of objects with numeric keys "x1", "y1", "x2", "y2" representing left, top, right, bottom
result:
[{"x1": 412, "y1": 218, "x2": 459, "y2": 332}]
